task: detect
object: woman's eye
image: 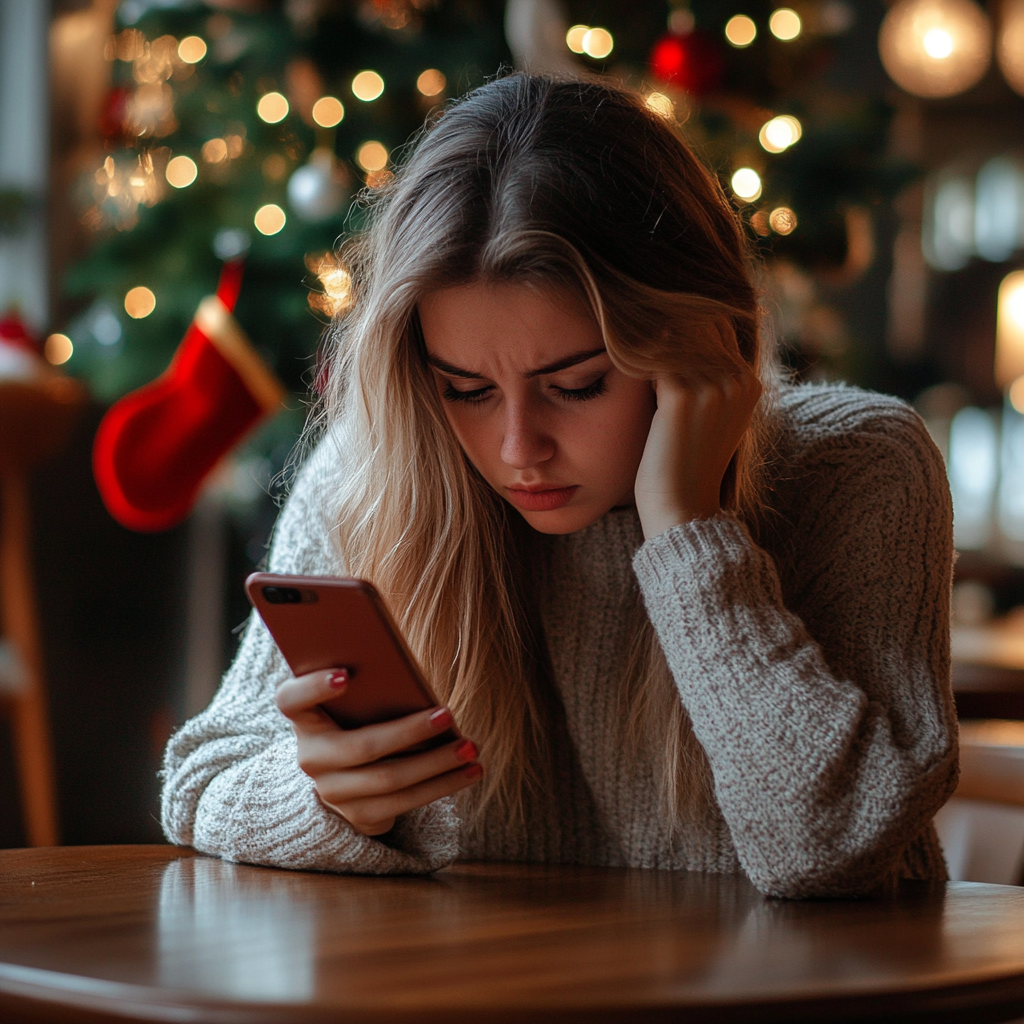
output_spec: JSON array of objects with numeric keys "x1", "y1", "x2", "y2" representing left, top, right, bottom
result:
[
  {"x1": 442, "y1": 381, "x2": 493, "y2": 404},
  {"x1": 552, "y1": 375, "x2": 608, "y2": 402}
]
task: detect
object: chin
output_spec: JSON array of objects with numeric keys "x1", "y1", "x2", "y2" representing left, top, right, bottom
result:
[{"x1": 516, "y1": 504, "x2": 611, "y2": 535}]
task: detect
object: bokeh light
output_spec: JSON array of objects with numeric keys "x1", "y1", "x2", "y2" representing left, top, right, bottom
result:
[
  {"x1": 44, "y1": 333, "x2": 73, "y2": 365},
  {"x1": 125, "y1": 286, "x2": 156, "y2": 319},
  {"x1": 645, "y1": 92, "x2": 674, "y2": 118},
  {"x1": 254, "y1": 204, "x2": 287, "y2": 235},
  {"x1": 312, "y1": 96, "x2": 345, "y2": 127},
  {"x1": 731, "y1": 167, "x2": 763, "y2": 201},
  {"x1": 177, "y1": 36, "x2": 207, "y2": 63},
  {"x1": 759, "y1": 114, "x2": 803, "y2": 152},
  {"x1": 725, "y1": 14, "x2": 757, "y2": 47},
  {"x1": 165, "y1": 155, "x2": 197, "y2": 188},
  {"x1": 202, "y1": 138, "x2": 228, "y2": 163},
  {"x1": 769, "y1": 206, "x2": 798, "y2": 234},
  {"x1": 582, "y1": 28, "x2": 614, "y2": 58},
  {"x1": 257, "y1": 92, "x2": 289, "y2": 123},
  {"x1": 352, "y1": 71, "x2": 385, "y2": 101},
  {"x1": 416, "y1": 69, "x2": 446, "y2": 96},
  {"x1": 356, "y1": 141, "x2": 389, "y2": 172},
  {"x1": 769, "y1": 8, "x2": 802, "y2": 40},
  {"x1": 566, "y1": 25, "x2": 589, "y2": 53}
]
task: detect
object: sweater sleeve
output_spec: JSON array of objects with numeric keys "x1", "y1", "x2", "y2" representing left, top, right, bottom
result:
[
  {"x1": 632, "y1": 399, "x2": 958, "y2": 898},
  {"x1": 160, "y1": 446, "x2": 461, "y2": 874}
]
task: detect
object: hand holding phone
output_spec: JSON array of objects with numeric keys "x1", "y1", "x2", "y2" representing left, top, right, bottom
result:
[{"x1": 247, "y1": 573, "x2": 483, "y2": 836}]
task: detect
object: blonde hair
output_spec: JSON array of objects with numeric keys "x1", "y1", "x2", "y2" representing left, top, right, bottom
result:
[{"x1": 311, "y1": 74, "x2": 777, "y2": 830}]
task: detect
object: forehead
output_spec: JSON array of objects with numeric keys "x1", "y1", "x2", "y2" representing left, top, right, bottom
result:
[{"x1": 418, "y1": 281, "x2": 603, "y2": 371}]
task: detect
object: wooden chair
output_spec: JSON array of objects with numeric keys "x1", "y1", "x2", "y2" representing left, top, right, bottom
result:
[{"x1": 0, "y1": 374, "x2": 86, "y2": 846}]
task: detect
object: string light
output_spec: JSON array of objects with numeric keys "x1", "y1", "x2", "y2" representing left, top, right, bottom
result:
[
  {"x1": 725, "y1": 15, "x2": 757, "y2": 47},
  {"x1": 645, "y1": 92, "x2": 674, "y2": 118},
  {"x1": 352, "y1": 71, "x2": 384, "y2": 101},
  {"x1": 759, "y1": 114, "x2": 802, "y2": 152},
  {"x1": 582, "y1": 28, "x2": 614, "y2": 58},
  {"x1": 416, "y1": 69, "x2": 446, "y2": 97},
  {"x1": 202, "y1": 138, "x2": 228, "y2": 163},
  {"x1": 44, "y1": 334, "x2": 73, "y2": 365},
  {"x1": 124, "y1": 286, "x2": 156, "y2": 318},
  {"x1": 312, "y1": 96, "x2": 345, "y2": 127},
  {"x1": 165, "y1": 155, "x2": 197, "y2": 188},
  {"x1": 731, "y1": 167, "x2": 762, "y2": 201},
  {"x1": 566, "y1": 25, "x2": 589, "y2": 53},
  {"x1": 769, "y1": 8, "x2": 802, "y2": 40},
  {"x1": 177, "y1": 36, "x2": 207, "y2": 63},
  {"x1": 254, "y1": 204, "x2": 287, "y2": 235},
  {"x1": 769, "y1": 207, "x2": 798, "y2": 234},
  {"x1": 356, "y1": 141, "x2": 388, "y2": 172},
  {"x1": 306, "y1": 253, "x2": 354, "y2": 318},
  {"x1": 257, "y1": 92, "x2": 289, "y2": 123}
]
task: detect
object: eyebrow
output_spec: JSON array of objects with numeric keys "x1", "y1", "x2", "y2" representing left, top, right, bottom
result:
[{"x1": 427, "y1": 347, "x2": 607, "y2": 380}]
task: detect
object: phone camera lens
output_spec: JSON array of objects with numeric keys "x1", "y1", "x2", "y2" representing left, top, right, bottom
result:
[{"x1": 263, "y1": 586, "x2": 302, "y2": 604}]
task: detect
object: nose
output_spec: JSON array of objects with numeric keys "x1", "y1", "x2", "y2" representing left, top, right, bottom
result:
[{"x1": 500, "y1": 398, "x2": 555, "y2": 469}]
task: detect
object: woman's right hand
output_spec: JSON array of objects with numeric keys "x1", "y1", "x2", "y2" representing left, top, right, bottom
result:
[{"x1": 275, "y1": 668, "x2": 482, "y2": 837}]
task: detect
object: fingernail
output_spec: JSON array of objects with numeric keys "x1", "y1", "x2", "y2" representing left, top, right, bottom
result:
[
  {"x1": 327, "y1": 669, "x2": 349, "y2": 690},
  {"x1": 429, "y1": 707, "x2": 453, "y2": 730},
  {"x1": 463, "y1": 763, "x2": 483, "y2": 780},
  {"x1": 454, "y1": 739, "x2": 477, "y2": 763}
]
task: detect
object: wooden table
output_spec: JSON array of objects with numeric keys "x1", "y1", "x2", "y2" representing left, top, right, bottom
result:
[{"x1": 3, "y1": 846, "x2": 1024, "y2": 1024}]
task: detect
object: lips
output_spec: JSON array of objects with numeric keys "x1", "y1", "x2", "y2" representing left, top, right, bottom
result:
[{"x1": 505, "y1": 485, "x2": 579, "y2": 512}]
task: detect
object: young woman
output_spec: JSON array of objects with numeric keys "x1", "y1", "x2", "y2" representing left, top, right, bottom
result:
[{"x1": 161, "y1": 74, "x2": 958, "y2": 898}]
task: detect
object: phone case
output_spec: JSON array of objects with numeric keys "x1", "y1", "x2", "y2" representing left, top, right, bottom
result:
[{"x1": 245, "y1": 573, "x2": 457, "y2": 749}]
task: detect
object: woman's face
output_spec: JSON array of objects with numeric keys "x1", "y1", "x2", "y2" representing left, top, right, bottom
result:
[{"x1": 419, "y1": 281, "x2": 656, "y2": 535}]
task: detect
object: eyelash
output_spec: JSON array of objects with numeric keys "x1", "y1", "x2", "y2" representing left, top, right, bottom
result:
[{"x1": 441, "y1": 375, "x2": 608, "y2": 405}]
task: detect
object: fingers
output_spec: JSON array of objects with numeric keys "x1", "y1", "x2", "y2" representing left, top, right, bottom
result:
[
  {"x1": 275, "y1": 667, "x2": 352, "y2": 732},
  {"x1": 321, "y1": 762, "x2": 484, "y2": 837}
]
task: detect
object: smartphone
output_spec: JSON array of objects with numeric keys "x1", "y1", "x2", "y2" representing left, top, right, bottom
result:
[{"x1": 245, "y1": 572, "x2": 458, "y2": 752}]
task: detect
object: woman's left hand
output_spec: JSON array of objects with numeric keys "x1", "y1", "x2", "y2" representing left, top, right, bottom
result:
[{"x1": 634, "y1": 369, "x2": 762, "y2": 541}]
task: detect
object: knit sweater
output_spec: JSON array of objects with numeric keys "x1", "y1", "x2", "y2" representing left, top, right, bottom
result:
[{"x1": 161, "y1": 382, "x2": 959, "y2": 898}]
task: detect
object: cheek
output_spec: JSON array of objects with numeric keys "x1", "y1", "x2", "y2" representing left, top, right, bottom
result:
[
  {"x1": 577, "y1": 381, "x2": 655, "y2": 480},
  {"x1": 441, "y1": 405, "x2": 496, "y2": 474}
]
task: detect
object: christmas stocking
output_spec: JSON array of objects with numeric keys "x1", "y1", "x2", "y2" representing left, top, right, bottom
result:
[{"x1": 93, "y1": 262, "x2": 285, "y2": 532}]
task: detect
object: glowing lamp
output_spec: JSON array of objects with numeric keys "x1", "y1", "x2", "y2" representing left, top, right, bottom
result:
[
  {"x1": 997, "y1": 271, "x2": 1024, "y2": 390},
  {"x1": 878, "y1": 0, "x2": 992, "y2": 98}
]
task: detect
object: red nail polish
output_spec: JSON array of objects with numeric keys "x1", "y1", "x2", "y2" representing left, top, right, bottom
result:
[
  {"x1": 327, "y1": 669, "x2": 349, "y2": 690},
  {"x1": 463, "y1": 763, "x2": 483, "y2": 780},
  {"x1": 454, "y1": 739, "x2": 477, "y2": 763},
  {"x1": 429, "y1": 707, "x2": 453, "y2": 730}
]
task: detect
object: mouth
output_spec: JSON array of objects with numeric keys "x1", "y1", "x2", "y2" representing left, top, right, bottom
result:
[{"x1": 505, "y1": 485, "x2": 579, "y2": 512}]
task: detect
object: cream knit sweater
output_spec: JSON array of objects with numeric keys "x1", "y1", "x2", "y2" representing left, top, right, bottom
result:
[{"x1": 161, "y1": 383, "x2": 959, "y2": 898}]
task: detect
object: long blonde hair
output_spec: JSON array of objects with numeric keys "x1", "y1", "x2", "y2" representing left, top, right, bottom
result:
[{"x1": 311, "y1": 74, "x2": 777, "y2": 828}]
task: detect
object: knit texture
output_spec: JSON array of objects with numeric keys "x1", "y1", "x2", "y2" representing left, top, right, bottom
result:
[{"x1": 161, "y1": 382, "x2": 958, "y2": 897}]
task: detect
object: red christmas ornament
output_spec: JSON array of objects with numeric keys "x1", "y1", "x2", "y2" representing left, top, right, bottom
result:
[
  {"x1": 0, "y1": 310, "x2": 39, "y2": 353},
  {"x1": 99, "y1": 86, "x2": 131, "y2": 139},
  {"x1": 650, "y1": 30, "x2": 724, "y2": 96},
  {"x1": 92, "y1": 262, "x2": 285, "y2": 532}
]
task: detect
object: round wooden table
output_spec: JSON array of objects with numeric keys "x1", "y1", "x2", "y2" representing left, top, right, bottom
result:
[{"x1": 3, "y1": 846, "x2": 1024, "y2": 1023}]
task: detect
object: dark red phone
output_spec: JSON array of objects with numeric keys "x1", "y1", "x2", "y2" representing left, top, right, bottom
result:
[{"x1": 245, "y1": 572, "x2": 458, "y2": 751}]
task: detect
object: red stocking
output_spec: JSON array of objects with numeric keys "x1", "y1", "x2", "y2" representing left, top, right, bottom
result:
[{"x1": 93, "y1": 262, "x2": 285, "y2": 532}]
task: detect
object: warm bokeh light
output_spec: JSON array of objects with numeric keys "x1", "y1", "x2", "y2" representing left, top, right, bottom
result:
[
  {"x1": 645, "y1": 92, "x2": 674, "y2": 118},
  {"x1": 416, "y1": 69, "x2": 446, "y2": 97},
  {"x1": 769, "y1": 206, "x2": 798, "y2": 234},
  {"x1": 352, "y1": 70, "x2": 385, "y2": 101},
  {"x1": 306, "y1": 253, "x2": 354, "y2": 318},
  {"x1": 202, "y1": 138, "x2": 228, "y2": 163},
  {"x1": 254, "y1": 203, "x2": 287, "y2": 235},
  {"x1": 731, "y1": 167, "x2": 762, "y2": 201},
  {"x1": 257, "y1": 92, "x2": 289, "y2": 123},
  {"x1": 996, "y1": 270, "x2": 1024, "y2": 388},
  {"x1": 262, "y1": 153, "x2": 287, "y2": 181},
  {"x1": 165, "y1": 155, "x2": 197, "y2": 188},
  {"x1": 725, "y1": 14, "x2": 757, "y2": 47},
  {"x1": 1010, "y1": 375, "x2": 1024, "y2": 414},
  {"x1": 177, "y1": 36, "x2": 207, "y2": 63},
  {"x1": 356, "y1": 141, "x2": 389, "y2": 172},
  {"x1": 759, "y1": 114, "x2": 803, "y2": 152},
  {"x1": 125, "y1": 286, "x2": 156, "y2": 319},
  {"x1": 750, "y1": 211, "x2": 771, "y2": 236},
  {"x1": 312, "y1": 96, "x2": 345, "y2": 127},
  {"x1": 769, "y1": 8, "x2": 802, "y2": 40},
  {"x1": 44, "y1": 333, "x2": 73, "y2": 365},
  {"x1": 582, "y1": 27, "x2": 614, "y2": 58},
  {"x1": 878, "y1": 0, "x2": 992, "y2": 99},
  {"x1": 566, "y1": 25, "x2": 589, "y2": 53}
]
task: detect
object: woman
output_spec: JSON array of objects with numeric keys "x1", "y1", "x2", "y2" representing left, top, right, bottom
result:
[{"x1": 162, "y1": 74, "x2": 958, "y2": 898}]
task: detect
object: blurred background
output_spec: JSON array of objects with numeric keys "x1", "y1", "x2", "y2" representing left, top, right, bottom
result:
[{"x1": 2, "y1": 0, "x2": 1024, "y2": 880}]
